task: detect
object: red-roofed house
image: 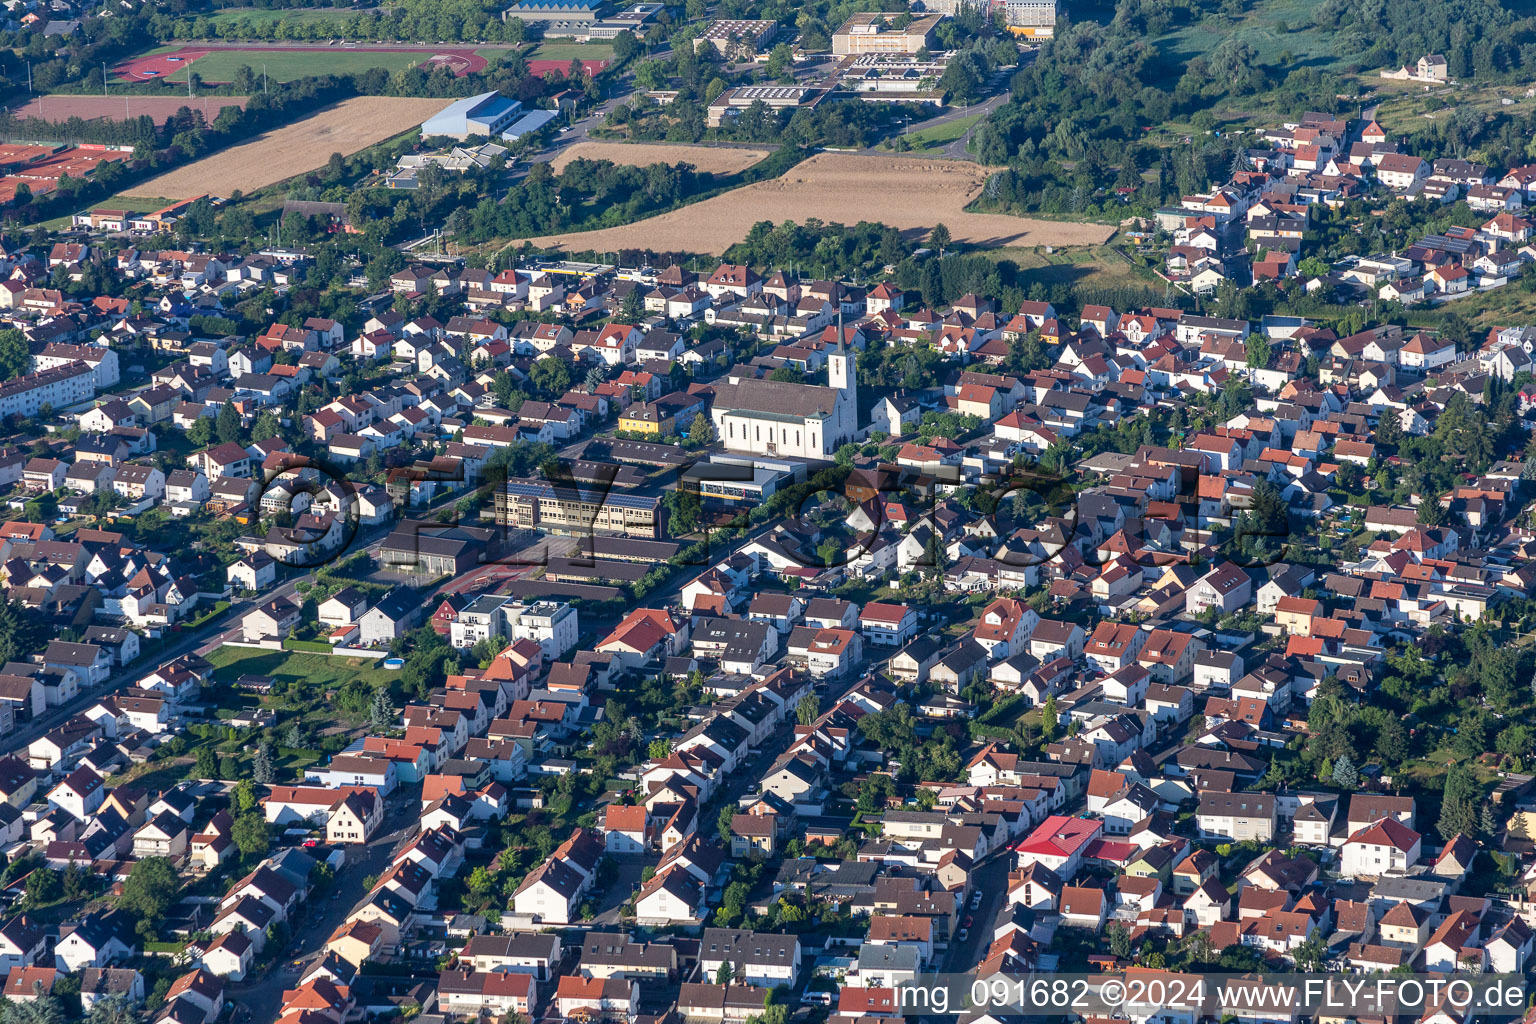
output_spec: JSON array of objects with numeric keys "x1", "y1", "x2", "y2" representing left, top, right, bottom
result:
[
  {"x1": 1014, "y1": 816, "x2": 1103, "y2": 878},
  {"x1": 1341, "y1": 818, "x2": 1422, "y2": 877},
  {"x1": 602, "y1": 804, "x2": 653, "y2": 854}
]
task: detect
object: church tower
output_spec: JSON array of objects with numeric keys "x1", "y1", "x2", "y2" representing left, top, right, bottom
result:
[{"x1": 828, "y1": 322, "x2": 857, "y2": 448}]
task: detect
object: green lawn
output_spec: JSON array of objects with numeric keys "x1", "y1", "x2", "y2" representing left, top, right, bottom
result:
[
  {"x1": 990, "y1": 244, "x2": 1157, "y2": 293},
  {"x1": 140, "y1": 46, "x2": 429, "y2": 84},
  {"x1": 46, "y1": 192, "x2": 179, "y2": 229},
  {"x1": 1153, "y1": 0, "x2": 1362, "y2": 70},
  {"x1": 901, "y1": 111, "x2": 984, "y2": 151},
  {"x1": 105, "y1": 193, "x2": 179, "y2": 211},
  {"x1": 525, "y1": 42, "x2": 614, "y2": 62},
  {"x1": 206, "y1": 645, "x2": 398, "y2": 691}
]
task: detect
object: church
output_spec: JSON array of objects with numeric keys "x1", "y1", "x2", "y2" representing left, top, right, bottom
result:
[{"x1": 709, "y1": 346, "x2": 858, "y2": 459}]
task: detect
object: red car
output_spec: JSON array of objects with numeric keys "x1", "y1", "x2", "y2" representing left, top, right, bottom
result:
[{"x1": 303, "y1": 839, "x2": 320, "y2": 848}]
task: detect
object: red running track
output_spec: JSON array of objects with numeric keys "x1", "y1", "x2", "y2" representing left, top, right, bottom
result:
[{"x1": 113, "y1": 44, "x2": 491, "y2": 84}]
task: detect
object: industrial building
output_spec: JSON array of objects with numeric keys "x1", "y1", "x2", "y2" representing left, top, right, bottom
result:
[
  {"x1": 502, "y1": 0, "x2": 604, "y2": 23},
  {"x1": 420, "y1": 91, "x2": 525, "y2": 141}
]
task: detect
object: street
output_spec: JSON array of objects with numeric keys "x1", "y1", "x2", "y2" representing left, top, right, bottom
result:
[{"x1": 227, "y1": 793, "x2": 424, "y2": 1024}]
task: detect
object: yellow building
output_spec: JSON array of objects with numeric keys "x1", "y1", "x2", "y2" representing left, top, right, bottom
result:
[{"x1": 619, "y1": 401, "x2": 666, "y2": 436}]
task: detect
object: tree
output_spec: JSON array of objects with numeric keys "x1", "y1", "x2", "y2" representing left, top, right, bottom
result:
[
  {"x1": 1439, "y1": 765, "x2": 1481, "y2": 840},
  {"x1": 1480, "y1": 802, "x2": 1499, "y2": 840},
  {"x1": 252, "y1": 743, "x2": 275, "y2": 785},
  {"x1": 1293, "y1": 934, "x2": 1326, "y2": 972},
  {"x1": 1375, "y1": 407, "x2": 1402, "y2": 448},
  {"x1": 929, "y1": 223, "x2": 952, "y2": 253},
  {"x1": 369, "y1": 688, "x2": 396, "y2": 734},
  {"x1": 648, "y1": 738, "x2": 673, "y2": 760},
  {"x1": 13, "y1": 993, "x2": 66, "y2": 1024},
  {"x1": 715, "y1": 961, "x2": 734, "y2": 985},
  {"x1": 61, "y1": 862, "x2": 88, "y2": 901},
  {"x1": 1417, "y1": 497, "x2": 1448, "y2": 526},
  {"x1": 612, "y1": 30, "x2": 641, "y2": 62},
  {"x1": 231, "y1": 812, "x2": 270, "y2": 857},
  {"x1": 251, "y1": 411, "x2": 282, "y2": 444},
  {"x1": 797, "y1": 695, "x2": 821, "y2": 726},
  {"x1": 688, "y1": 412, "x2": 715, "y2": 446},
  {"x1": 1376, "y1": 716, "x2": 1410, "y2": 765},
  {"x1": 1245, "y1": 335, "x2": 1271, "y2": 369},
  {"x1": 230, "y1": 779, "x2": 257, "y2": 815},
  {"x1": 1181, "y1": 929, "x2": 1216, "y2": 964},
  {"x1": 193, "y1": 745, "x2": 218, "y2": 780},
  {"x1": 86, "y1": 993, "x2": 142, "y2": 1024},
  {"x1": 1041, "y1": 693, "x2": 1058, "y2": 742},
  {"x1": 664, "y1": 487, "x2": 701, "y2": 536},
  {"x1": 529, "y1": 356, "x2": 573, "y2": 399},
  {"x1": 1107, "y1": 921, "x2": 1131, "y2": 958},
  {"x1": 1331, "y1": 754, "x2": 1359, "y2": 789},
  {"x1": 24, "y1": 862, "x2": 61, "y2": 907},
  {"x1": 0, "y1": 328, "x2": 29, "y2": 379},
  {"x1": 466, "y1": 866, "x2": 494, "y2": 899},
  {"x1": 215, "y1": 401, "x2": 241, "y2": 445},
  {"x1": 119, "y1": 856, "x2": 179, "y2": 928},
  {"x1": 717, "y1": 805, "x2": 735, "y2": 840},
  {"x1": 617, "y1": 289, "x2": 646, "y2": 322}
]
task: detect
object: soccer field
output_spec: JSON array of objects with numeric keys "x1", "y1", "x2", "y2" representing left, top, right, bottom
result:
[{"x1": 153, "y1": 47, "x2": 427, "y2": 84}]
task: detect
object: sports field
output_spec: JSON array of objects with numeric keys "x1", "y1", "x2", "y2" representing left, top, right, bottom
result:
[
  {"x1": 115, "y1": 44, "x2": 489, "y2": 84},
  {"x1": 122, "y1": 96, "x2": 444, "y2": 199},
  {"x1": 527, "y1": 42, "x2": 613, "y2": 62}
]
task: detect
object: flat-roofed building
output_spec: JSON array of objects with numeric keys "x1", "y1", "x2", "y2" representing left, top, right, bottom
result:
[
  {"x1": 495, "y1": 478, "x2": 664, "y2": 539},
  {"x1": 695, "y1": 19, "x2": 778, "y2": 56},
  {"x1": 832, "y1": 12, "x2": 941, "y2": 55},
  {"x1": 421, "y1": 91, "x2": 525, "y2": 140},
  {"x1": 706, "y1": 85, "x2": 829, "y2": 128}
]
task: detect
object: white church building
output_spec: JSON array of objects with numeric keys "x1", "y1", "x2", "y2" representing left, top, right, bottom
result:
[{"x1": 709, "y1": 346, "x2": 858, "y2": 459}]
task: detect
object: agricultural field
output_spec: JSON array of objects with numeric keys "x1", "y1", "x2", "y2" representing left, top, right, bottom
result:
[
  {"x1": 122, "y1": 95, "x2": 444, "y2": 199},
  {"x1": 12, "y1": 94, "x2": 248, "y2": 124},
  {"x1": 115, "y1": 43, "x2": 490, "y2": 85},
  {"x1": 528, "y1": 152, "x2": 1117, "y2": 255},
  {"x1": 548, "y1": 140, "x2": 773, "y2": 175}
]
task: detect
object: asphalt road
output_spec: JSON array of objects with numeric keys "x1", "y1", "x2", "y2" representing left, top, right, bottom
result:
[
  {"x1": 227, "y1": 793, "x2": 424, "y2": 1024},
  {"x1": 942, "y1": 853, "x2": 1009, "y2": 972}
]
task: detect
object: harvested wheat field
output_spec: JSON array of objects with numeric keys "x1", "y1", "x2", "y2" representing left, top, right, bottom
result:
[
  {"x1": 548, "y1": 140, "x2": 773, "y2": 175},
  {"x1": 123, "y1": 96, "x2": 445, "y2": 200},
  {"x1": 529, "y1": 152, "x2": 1115, "y2": 254}
]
